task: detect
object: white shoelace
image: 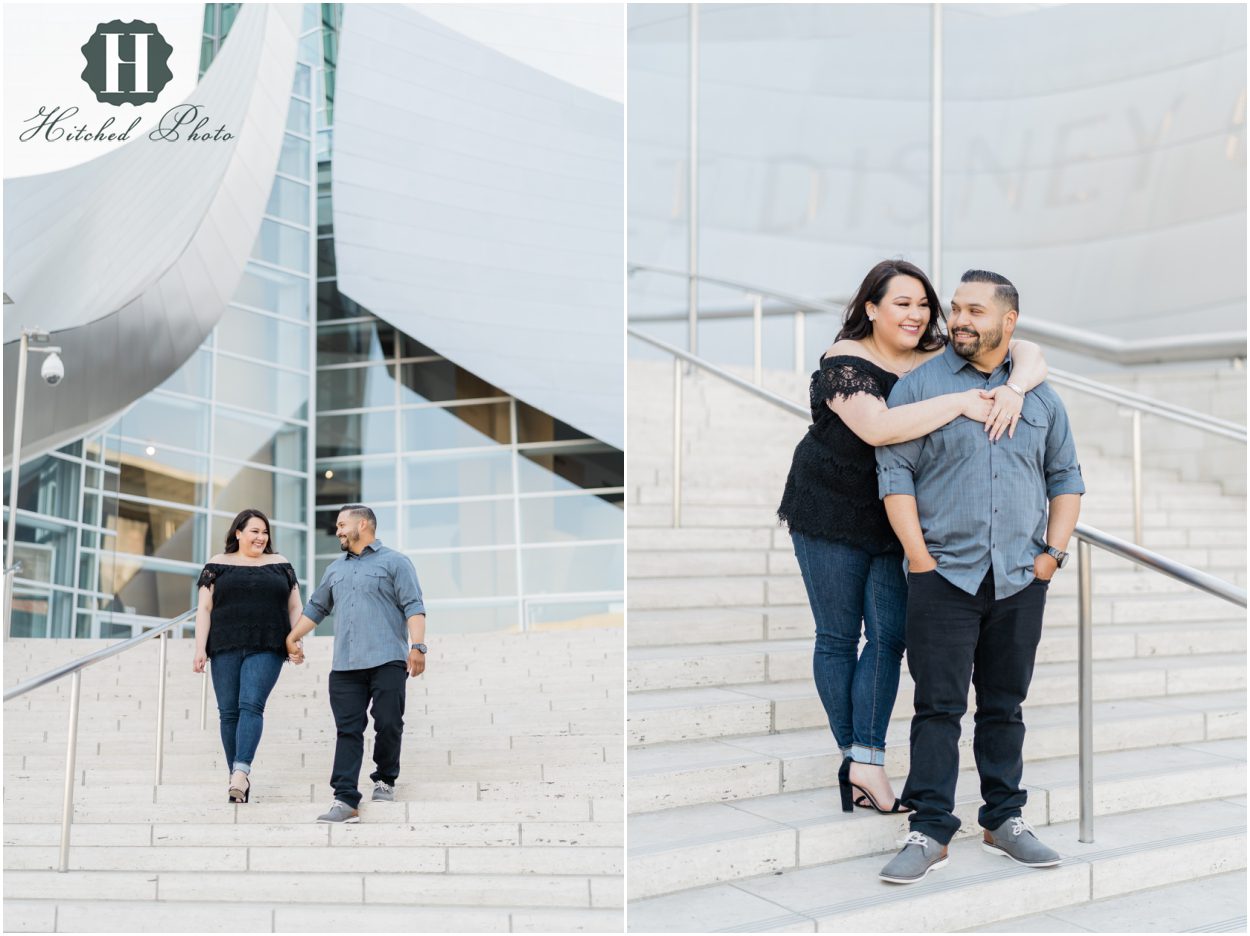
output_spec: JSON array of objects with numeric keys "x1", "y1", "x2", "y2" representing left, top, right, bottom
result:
[
  {"x1": 899, "y1": 830, "x2": 930, "y2": 849},
  {"x1": 376, "y1": 781, "x2": 394, "y2": 792},
  {"x1": 1008, "y1": 817, "x2": 1034, "y2": 838}
]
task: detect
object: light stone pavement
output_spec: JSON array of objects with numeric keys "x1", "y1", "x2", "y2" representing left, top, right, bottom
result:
[
  {"x1": 625, "y1": 359, "x2": 1247, "y2": 932},
  {"x1": 4, "y1": 628, "x2": 624, "y2": 933}
]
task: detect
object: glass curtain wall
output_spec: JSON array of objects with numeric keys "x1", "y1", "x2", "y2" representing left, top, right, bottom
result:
[
  {"x1": 313, "y1": 5, "x2": 624, "y2": 633},
  {"x1": 5, "y1": 2, "x2": 624, "y2": 638}
]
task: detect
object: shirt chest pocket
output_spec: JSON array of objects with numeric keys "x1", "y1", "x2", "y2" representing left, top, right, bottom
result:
[
  {"x1": 359, "y1": 566, "x2": 394, "y2": 604},
  {"x1": 927, "y1": 415, "x2": 987, "y2": 461}
]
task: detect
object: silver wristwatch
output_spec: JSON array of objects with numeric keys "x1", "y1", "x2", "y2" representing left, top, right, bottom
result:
[
  {"x1": 1044, "y1": 546, "x2": 1069, "y2": 568},
  {"x1": 410, "y1": 643, "x2": 427, "y2": 653}
]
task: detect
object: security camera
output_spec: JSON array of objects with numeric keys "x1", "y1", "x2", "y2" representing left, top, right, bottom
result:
[{"x1": 40, "y1": 352, "x2": 64, "y2": 386}]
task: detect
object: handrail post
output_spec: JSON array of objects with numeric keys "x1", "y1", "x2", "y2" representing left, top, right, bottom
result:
[
  {"x1": 752, "y1": 293, "x2": 763, "y2": 385},
  {"x1": 154, "y1": 631, "x2": 168, "y2": 785},
  {"x1": 58, "y1": 670, "x2": 82, "y2": 872},
  {"x1": 1078, "y1": 539, "x2": 1094, "y2": 843},
  {"x1": 1130, "y1": 410, "x2": 1143, "y2": 547},
  {"x1": 200, "y1": 668, "x2": 209, "y2": 731},
  {"x1": 673, "y1": 358, "x2": 683, "y2": 528},
  {"x1": 793, "y1": 310, "x2": 805, "y2": 374}
]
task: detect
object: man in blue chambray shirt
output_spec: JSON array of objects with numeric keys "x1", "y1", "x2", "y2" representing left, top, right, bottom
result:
[
  {"x1": 875, "y1": 271, "x2": 1084, "y2": 884},
  {"x1": 286, "y1": 504, "x2": 427, "y2": 823}
]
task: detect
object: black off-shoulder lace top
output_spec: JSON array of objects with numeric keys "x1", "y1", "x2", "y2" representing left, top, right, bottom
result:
[
  {"x1": 777, "y1": 355, "x2": 903, "y2": 555},
  {"x1": 197, "y1": 562, "x2": 299, "y2": 658}
]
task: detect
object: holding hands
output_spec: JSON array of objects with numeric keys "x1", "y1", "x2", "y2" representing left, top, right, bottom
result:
[{"x1": 286, "y1": 633, "x2": 305, "y2": 665}]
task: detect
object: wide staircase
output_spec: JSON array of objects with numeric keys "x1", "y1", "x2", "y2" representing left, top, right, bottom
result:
[
  {"x1": 4, "y1": 629, "x2": 623, "y2": 933},
  {"x1": 626, "y1": 358, "x2": 1247, "y2": 933}
]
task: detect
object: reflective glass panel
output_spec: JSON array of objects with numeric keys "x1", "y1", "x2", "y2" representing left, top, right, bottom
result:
[
  {"x1": 114, "y1": 394, "x2": 208, "y2": 452},
  {"x1": 526, "y1": 597, "x2": 623, "y2": 628},
  {"x1": 285, "y1": 97, "x2": 311, "y2": 136},
  {"x1": 317, "y1": 412, "x2": 395, "y2": 457},
  {"x1": 318, "y1": 365, "x2": 396, "y2": 410},
  {"x1": 403, "y1": 499, "x2": 515, "y2": 549},
  {"x1": 522, "y1": 543, "x2": 624, "y2": 594},
  {"x1": 212, "y1": 462, "x2": 307, "y2": 525},
  {"x1": 517, "y1": 401, "x2": 588, "y2": 444},
  {"x1": 115, "y1": 441, "x2": 209, "y2": 506},
  {"x1": 317, "y1": 237, "x2": 336, "y2": 276},
  {"x1": 278, "y1": 133, "x2": 310, "y2": 180},
  {"x1": 293, "y1": 63, "x2": 312, "y2": 98},
  {"x1": 266, "y1": 175, "x2": 310, "y2": 226},
  {"x1": 157, "y1": 349, "x2": 211, "y2": 398},
  {"x1": 252, "y1": 219, "x2": 310, "y2": 272},
  {"x1": 519, "y1": 494, "x2": 623, "y2": 544},
  {"x1": 518, "y1": 443, "x2": 623, "y2": 494},
  {"x1": 12, "y1": 516, "x2": 76, "y2": 585},
  {"x1": 216, "y1": 356, "x2": 309, "y2": 421},
  {"x1": 316, "y1": 459, "x2": 397, "y2": 505},
  {"x1": 10, "y1": 586, "x2": 73, "y2": 639},
  {"x1": 398, "y1": 360, "x2": 498, "y2": 405},
  {"x1": 214, "y1": 412, "x2": 306, "y2": 472},
  {"x1": 93, "y1": 556, "x2": 200, "y2": 621},
  {"x1": 408, "y1": 548, "x2": 516, "y2": 600},
  {"x1": 235, "y1": 264, "x2": 310, "y2": 319},
  {"x1": 402, "y1": 403, "x2": 511, "y2": 451},
  {"x1": 404, "y1": 450, "x2": 513, "y2": 500},
  {"x1": 102, "y1": 498, "x2": 202, "y2": 563},
  {"x1": 11, "y1": 455, "x2": 80, "y2": 520},
  {"x1": 317, "y1": 320, "x2": 396, "y2": 366},
  {"x1": 419, "y1": 602, "x2": 517, "y2": 634},
  {"x1": 219, "y1": 306, "x2": 309, "y2": 371},
  {"x1": 316, "y1": 283, "x2": 366, "y2": 321}
]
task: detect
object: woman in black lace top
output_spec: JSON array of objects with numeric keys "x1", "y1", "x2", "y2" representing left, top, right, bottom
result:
[
  {"x1": 192, "y1": 508, "x2": 302, "y2": 803},
  {"x1": 777, "y1": 259, "x2": 1049, "y2": 814}
]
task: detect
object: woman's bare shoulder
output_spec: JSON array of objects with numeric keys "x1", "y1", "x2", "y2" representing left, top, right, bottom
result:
[{"x1": 822, "y1": 339, "x2": 870, "y2": 361}]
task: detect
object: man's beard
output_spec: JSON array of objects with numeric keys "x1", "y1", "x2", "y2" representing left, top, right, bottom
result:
[
  {"x1": 951, "y1": 324, "x2": 1003, "y2": 359},
  {"x1": 338, "y1": 532, "x2": 357, "y2": 552}
]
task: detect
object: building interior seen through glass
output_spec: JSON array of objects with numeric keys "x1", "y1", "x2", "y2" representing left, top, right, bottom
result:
[{"x1": 4, "y1": 3, "x2": 623, "y2": 639}]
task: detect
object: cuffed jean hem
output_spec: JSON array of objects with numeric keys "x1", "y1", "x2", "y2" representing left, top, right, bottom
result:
[
  {"x1": 232, "y1": 761, "x2": 252, "y2": 774},
  {"x1": 850, "y1": 744, "x2": 886, "y2": 766}
]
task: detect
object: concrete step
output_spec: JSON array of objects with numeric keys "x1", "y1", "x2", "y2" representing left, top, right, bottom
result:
[
  {"x1": 628, "y1": 655, "x2": 1246, "y2": 745},
  {"x1": 966, "y1": 869, "x2": 1246, "y2": 932},
  {"x1": 627, "y1": 625, "x2": 1248, "y2": 691},
  {"x1": 625, "y1": 798, "x2": 1246, "y2": 932},
  {"x1": 628, "y1": 740, "x2": 1246, "y2": 899},
  {"x1": 3, "y1": 630, "x2": 625, "y2": 927},
  {"x1": 627, "y1": 690, "x2": 1246, "y2": 813},
  {"x1": 2, "y1": 900, "x2": 623, "y2": 933}
]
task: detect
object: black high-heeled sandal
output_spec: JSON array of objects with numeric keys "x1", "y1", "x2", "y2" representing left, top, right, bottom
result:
[{"x1": 838, "y1": 756, "x2": 909, "y2": 814}]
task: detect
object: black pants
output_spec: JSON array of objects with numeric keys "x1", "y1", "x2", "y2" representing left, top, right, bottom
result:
[
  {"x1": 328, "y1": 660, "x2": 407, "y2": 808},
  {"x1": 901, "y1": 568, "x2": 1047, "y2": 844}
]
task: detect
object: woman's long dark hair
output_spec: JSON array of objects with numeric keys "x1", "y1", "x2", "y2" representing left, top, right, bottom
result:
[
  {"x1": 834, "y1": 259, "x2": 946, "y2": 352},
  {"x1": 224, "y1": 508, "x2": 275, "y2": 554}
]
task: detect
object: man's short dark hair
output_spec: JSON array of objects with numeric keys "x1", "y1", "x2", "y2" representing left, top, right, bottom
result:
[
  {"x1": 960, "y1": 269, "x2": 1019, "y2": 314},
  {"x1": 340, "y1": 504, "x2": 377, "y2": 530}
]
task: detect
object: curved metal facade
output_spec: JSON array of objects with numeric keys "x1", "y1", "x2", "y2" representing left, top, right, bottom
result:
[
  {"x1": 3, "y1": 4, "x2": 301, "y2": 462},
  {"x1": 331, "y1": 5, "x2": 625, "y2": 450}
]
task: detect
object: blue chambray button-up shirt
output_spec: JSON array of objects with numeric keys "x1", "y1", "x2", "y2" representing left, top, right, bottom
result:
[
  {"x1": 302, "y1": 540, "x2": 426, "y2": 672},
  {"x1": 876, "y1": 344, "x2": 1085, "y2": 601}
]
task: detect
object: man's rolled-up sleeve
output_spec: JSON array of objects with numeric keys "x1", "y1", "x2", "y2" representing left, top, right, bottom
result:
[
  {"x1": 876, "y1": 377, "x2": 923, "y2": 499},
  {"x1": 1043, "y1": 396, "x2": 1086, "y2": 498},
  {"x1": 303, "y1": 571, "x2": 334, "y2": 624},
  {"x1": 394, "y1": 558, "x2": 425, "y2": 618}
]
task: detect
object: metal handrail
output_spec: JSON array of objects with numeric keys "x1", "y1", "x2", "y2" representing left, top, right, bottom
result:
[
  {"x1": 632, "y1": 325, "x2": 1247, "y2": 843},
  {"x1": 628, "y1": 262, "x2": 1248, "y2": 365},
  {"x1": 3, "y1": 608, "x2": 197, "y2": 872}
]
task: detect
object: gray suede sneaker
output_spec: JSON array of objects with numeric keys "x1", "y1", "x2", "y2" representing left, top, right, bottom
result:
[
  {"x1": 982, "y1": 816, "x2": 1061, "y2": 867},
  {"x1": 371, "y1": 781, "x2": 395, "y2": 802},
  {"x1": 315, "y1": 800, "x2": 360, "y2": 823},
  {"x1": 879, "y1": 830, "x2": 949, "y2": 884}
]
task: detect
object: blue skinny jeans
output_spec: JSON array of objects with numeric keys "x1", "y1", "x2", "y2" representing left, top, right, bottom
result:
[
  {"x1": 791, "y1": 531, "x2": 908, "y2": 765},
  {"x1": 209, "y1": 648, "x2": 284, "y2": 775}
]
